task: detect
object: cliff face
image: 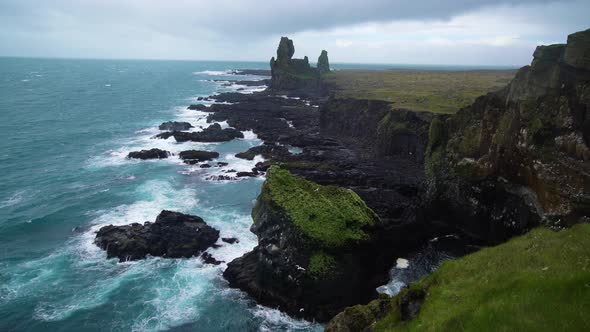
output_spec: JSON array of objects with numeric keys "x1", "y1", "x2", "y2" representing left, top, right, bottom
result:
[
  {"x1": 320, "y1": 98, "x2": 434, "y2": 164},
  {"x1": 425, "y1": 28, "x2": 590, "y2": 244},
  {"x1": 224, "y1": 167, "x2": 391, "y2": 322},
  {"x1": 269, "y1": 37, "x2": 330, "y2": 92}
]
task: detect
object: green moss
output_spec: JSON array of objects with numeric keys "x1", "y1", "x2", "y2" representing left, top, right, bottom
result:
[
  {"x1": 370, "y1": 223, "x2": 590, "y2": 331},
  {"x1": 456, "y1": 125, "x2": 482, "y2": 157},
  {"x1": 307, "y1": 251, "x2": 338, "y2": 279},
  {"x1": 261, "y1": 167, "x2": 379, "y2": 249},
  {"x1": 425, "y1": 118, "x2": 447, "y2": 180}
]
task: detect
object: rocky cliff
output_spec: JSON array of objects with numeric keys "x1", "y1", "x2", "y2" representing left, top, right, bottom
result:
[
  {"x1": 269, "y1": 37, "x2": 330, "y2": 92},
  {"x1": 223, "y1": 167, "x2": 394, "y2": 322},
  {"x1": 424, "y1": 28, "x2": 590, "y2": 244}
]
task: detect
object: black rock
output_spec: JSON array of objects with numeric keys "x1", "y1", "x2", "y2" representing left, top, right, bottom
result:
[
  {"x1": 222, "y1": 237, "x2": 239, "y2": 244},
  {"x1": 156, "y1": 123, "x2": 244, "y2": 142},
  {"x1": 201, "y1": 252, "x2": 224, "y2": 265},
  {"x1": 217, "y1": 162, "x2": 229, "y2": 167},
  {"x1": 236, "y1": 171, "x2": 257, "y2": 177},
  {"x1": 127, "y1": 148, "x2": 170, "y2": 160},
  {"x1": 179, "y1": 150, "x2": 219, "y2": 164},
  {"x1": 200, "y1": 164, "x2": 212, "y2": 168},
  {"x1": 94, "y1": 210, "x2": 220, "y2": 262},
  {"x1": 158, "y1": 121, "x2": 193, "y2": 131},
  {"x1": 188, "y1": 104, "x2": 209, "y2": 111}
]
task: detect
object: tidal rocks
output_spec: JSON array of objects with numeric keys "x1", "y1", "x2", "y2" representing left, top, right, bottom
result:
[
  {"x1": 222, "y1": 237, "x2": 239, "y2": 244},
  {"x1": 224, "y1": 167, "x2": 389, "y2": 322},
  {"x1": 235, "y1": 144, "x2": 291, "y2": 161},
  {"x1": 424, "y1": 28, "x2": 590, "y2": 244},
  {"x1": 127, "y1": 148, "x2": 170, "y2": 160},
  {"x1": 178, "y1": 150, "x2": 219, "y2": 164},
  {"x1": 94, "y1": 210, "x2": 220, "y2": 262},
  {"x1": 156, "y1": 123, "x2": 244, "y2": 142},
  {"x1": 188, "y1": 104, "x2": 209, "y2": 111},
  {"x1": 158, "y1": 121, "x2": 193, "y2": 131}
]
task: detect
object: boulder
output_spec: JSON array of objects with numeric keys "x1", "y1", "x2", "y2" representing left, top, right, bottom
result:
[
  {"x1": 178, "y1": 150, "x2": 219, "y2": 164},
  {"x1": 94, "y1": 210, "x2": 219, "y2": 262},
  {"x1": 156, "y1": 123, "x2": 244, "y2": 142},
  {"x1": 188, "y1": 104, "x2": 209, "y2": 111},
  {"x1": 158, "y1": 121, "x2": 193, "y2": 131},
  {"x1": 127, "y1": 148, "x2": 170, "y2": 160}
]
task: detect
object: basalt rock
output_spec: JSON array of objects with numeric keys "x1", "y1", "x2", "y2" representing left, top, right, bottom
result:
[
  {"x1": 424, "y1": 28, "x2": 590, "y2": 244},
  {"x1": 317, "y1": 50, "x2": 330, "y2": 75},
  {"x1": 224, "y1": 167, "x2": 394, "y2": 322},
  {"x1": 127, "y1": 148, "x2": 170, "y2": 160},
  {"x1": 158, "y1": 121, "x2": 193, "y2": 131},
  {"x1": 156, "y1": 123, "x2": 244, "y2": 142},
  {"x1": 178, "y1": 150, "x2": 219, "y2": 164},
  {"x1": 269, "y1": 37, "x2": 329, "y2": 94},
  {"x1": 188, "y1": 104, "x2": 209, "y2": 111},
  {"x1": 94, "y1": 210, "x2": 220, "y2": 262}
]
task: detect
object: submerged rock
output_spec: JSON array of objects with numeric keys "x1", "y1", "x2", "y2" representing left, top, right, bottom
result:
[
  {"x1": 158, "y1": 121, "x2": 193, "y2": 131},
  {"x1": 224, "y1": 167, "x2": 387, "y2": 322},
  {"x1": 156, "y1": 123, "x2": 244, "y2": 142},
  {"x1": 127, "y1": 148, "x2": 170, "y2": 160},
  {"x1": 94, "y1": 210, "x2": 219, "y2": 262}
]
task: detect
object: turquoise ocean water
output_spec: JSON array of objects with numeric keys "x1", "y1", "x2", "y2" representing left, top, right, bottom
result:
[
  {"x1": 0, "y1": 58, "x2": 325, "y2": 332},
  {"x1": 0, "y1": 58, "x2": 506, "y2": 331}
]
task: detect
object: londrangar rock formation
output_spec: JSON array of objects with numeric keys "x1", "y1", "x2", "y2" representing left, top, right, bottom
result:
[{"x1": 269, "y1": 37, "x2": 330, "y2": 92}]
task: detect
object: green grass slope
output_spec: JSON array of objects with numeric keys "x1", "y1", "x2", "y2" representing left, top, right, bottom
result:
[{"x1": 328, "y1": 223, "x2": 590, "y2": 331}]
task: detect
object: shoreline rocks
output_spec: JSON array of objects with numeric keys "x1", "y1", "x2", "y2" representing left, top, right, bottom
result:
[
  {"x1": 158, "y1": 121, "x2": 193, "y2": 131},
  {"x1": 179, "y1": 150, "x2": 219, "y2": 164},
  {"x1": 127, "y1": 148, "x2": 170, "y2": 160},
  {"x1": 156, "y1": 123, "x2": 244, "y2": 142},
  {"x1": 94, "y1": 210, "x2": 219, "y2": 262}
]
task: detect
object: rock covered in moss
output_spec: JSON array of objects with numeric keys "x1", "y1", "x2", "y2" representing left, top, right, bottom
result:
[
  {"x1": 424, "y1": 28, "x2": 590, "y2": 244},
  {"x1": 224, "y1": 167, "x2": 391, "y2": 322}
]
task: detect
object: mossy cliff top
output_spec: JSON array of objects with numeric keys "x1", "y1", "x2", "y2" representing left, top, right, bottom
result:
[
  {"x1": 327, "y1": 223, "x2": 590, "y2": 331},
  {"x1": 256, "y1": 166, "x2": 379, "y2": 249}
]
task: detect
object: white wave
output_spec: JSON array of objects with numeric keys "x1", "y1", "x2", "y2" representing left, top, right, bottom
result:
[
  {"x1": 0, "y1": 189, "x2": 34, "y2": 208},
  {"x1": 252, "y1": 305, "x2": 323, "y2": 332},
  {"x1": 192, "y1": 70, "x2": 234, "y2": 76}
]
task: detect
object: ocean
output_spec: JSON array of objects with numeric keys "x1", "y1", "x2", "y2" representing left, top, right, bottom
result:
[
  {"x1": 0, "y1": 57, "x2": 473, "y2": 332},
  {"x1": 0, "y1": 57, "x2": 324, "y2": 331}
]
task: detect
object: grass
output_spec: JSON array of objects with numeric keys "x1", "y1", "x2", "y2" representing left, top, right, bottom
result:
[
  {"x1": 369, "y1": 223, "x2": 590, "y2": 331},
  {"x1": 323, "y1": 69, "x2": 516, "y2": 114},
  {"x1": 260, "y1": 166, "x2": 379, "y2": 249},
  {"x1": 308, "y1": 251, "x2": 338, "y2": 279}
]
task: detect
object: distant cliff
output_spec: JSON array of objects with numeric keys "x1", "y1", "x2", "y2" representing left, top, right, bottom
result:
[{"x1": 269, "y1": 37, "x2": 330, "y2": 92}]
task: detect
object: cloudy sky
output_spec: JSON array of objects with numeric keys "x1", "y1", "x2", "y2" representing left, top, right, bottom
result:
[{"x1": 0, "y1": 0, "x2": 588, "y2": 66}]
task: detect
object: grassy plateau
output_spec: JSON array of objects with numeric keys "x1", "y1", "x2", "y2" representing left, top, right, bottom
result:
[{"x1": 323, "y1": 69, "x2": 516, "y2": 114}]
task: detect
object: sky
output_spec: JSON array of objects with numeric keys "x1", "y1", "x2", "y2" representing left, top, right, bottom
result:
[{"x1": 0, "y1": 0, "x2": 588, "y2": 66}]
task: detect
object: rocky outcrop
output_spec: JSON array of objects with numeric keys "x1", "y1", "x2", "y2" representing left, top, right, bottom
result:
[
  {"x1": 127, "y1": 148, "x2": 170, "y2": 160},
  {"x1": 269, "y1": 37, "x2": 329, "y2": 94},
  {"x1": 424, "y1": 28, "x2": 590, "y2": 244},
  {"x1": 178, "y1": 150, "x2": 219, "y2": 164},
  {"x1": 156, "y1": 123, "x2": 244, "y2": 142},
  {"x1": 94, "y1": 210, "x2": 219, "y2": 262},
  {"x1": 158, "y1": 121, "x2": 193, "y2": 131},
  {"x1": 320, "y1": 98, "x2": 434, "y2": 163},
  {"x1": 318, "y1": 50, "x2": 330, "y2": 75},
  {"x1": 224, "y1": 167, "x2": 392, "y2": 322}
]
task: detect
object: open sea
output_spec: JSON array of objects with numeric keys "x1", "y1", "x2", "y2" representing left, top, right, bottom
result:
[{"x1": 0, "y1": 57, "x2": 473, "y2": 331}]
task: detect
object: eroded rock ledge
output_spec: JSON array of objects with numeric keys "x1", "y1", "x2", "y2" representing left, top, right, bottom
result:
[{"x1": 223, "y1": 167, "x2": 388, "y2": 322}]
